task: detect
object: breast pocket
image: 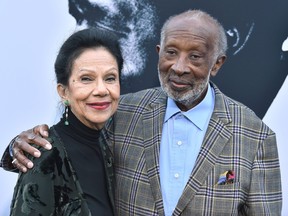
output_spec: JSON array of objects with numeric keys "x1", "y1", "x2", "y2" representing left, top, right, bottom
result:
[{"x1": 195, "y1": 182, "x2": 244, "y2": 214}]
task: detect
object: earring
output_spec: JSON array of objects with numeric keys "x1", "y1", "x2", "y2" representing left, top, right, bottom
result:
[{"x1": 64, "y1": 100, "x2": 70, "y2": 126}]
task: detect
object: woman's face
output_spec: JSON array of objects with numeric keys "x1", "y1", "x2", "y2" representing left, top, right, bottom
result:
[{"x1": 58, "y1": 47, "x2": 120, "y2": 130}]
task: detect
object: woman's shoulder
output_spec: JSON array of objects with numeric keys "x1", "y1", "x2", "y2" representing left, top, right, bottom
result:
[{"x1": 27, "y1": 127, "x2": 65, "y2": 166}]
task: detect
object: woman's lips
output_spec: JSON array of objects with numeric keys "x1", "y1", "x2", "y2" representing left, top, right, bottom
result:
[{"x1": 87, "y1": 102, "x2": 110, "y2": 110}]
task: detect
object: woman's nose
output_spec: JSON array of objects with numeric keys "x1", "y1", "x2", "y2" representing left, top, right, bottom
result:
[{"x1": 92, "y1": 80, "x2": 109, "y2": 96}]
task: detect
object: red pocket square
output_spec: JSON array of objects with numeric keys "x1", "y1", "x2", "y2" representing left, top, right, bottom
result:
[{"x1": 217, "y1": 170, "x2": 235, "y2": 185}]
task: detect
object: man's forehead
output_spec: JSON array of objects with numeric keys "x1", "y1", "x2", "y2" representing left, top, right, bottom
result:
[{"x1": 166, "y1": 17, "x2": 216, "y2": 40}]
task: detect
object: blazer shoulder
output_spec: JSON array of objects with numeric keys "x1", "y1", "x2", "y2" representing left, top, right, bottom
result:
[
  {"x1": 218, "y1": 90, "x2": 273, "y2": 134},
  {"x1": 119, "y1": 87, "x2": 166, "y2": 108}
]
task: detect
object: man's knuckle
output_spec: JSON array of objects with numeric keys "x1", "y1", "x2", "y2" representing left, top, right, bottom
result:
[
  {"x1": 14, "y1": 151, "x2": 19, "y2": 158},
  {"x1": 14, "y1": 137, "x2": 21, "y2": 147}
]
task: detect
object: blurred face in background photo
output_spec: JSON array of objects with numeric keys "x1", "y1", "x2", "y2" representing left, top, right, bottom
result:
[{"x1": 69, "y1": 0, "x2": 158, "y2": 77}]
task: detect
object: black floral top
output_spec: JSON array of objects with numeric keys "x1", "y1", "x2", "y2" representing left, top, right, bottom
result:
[{"x1": 9, "y1": 112, "x2": 114, "y2": 215}]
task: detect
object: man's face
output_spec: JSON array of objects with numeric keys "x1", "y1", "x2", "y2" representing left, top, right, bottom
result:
[{"x1": 157, "y1": 17, "x2": 224, "y2": 111}]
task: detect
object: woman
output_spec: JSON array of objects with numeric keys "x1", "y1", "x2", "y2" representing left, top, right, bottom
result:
[{"x1": 10, "y1": 27, "x2": 123, "y2": 215}]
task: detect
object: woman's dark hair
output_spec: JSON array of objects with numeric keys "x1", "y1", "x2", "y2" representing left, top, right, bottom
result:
[{"x1": 54, "y1": 27, "x2": 123, "y2": 85}]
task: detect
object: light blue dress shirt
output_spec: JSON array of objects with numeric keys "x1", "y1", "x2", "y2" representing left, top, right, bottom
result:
[{"x1": 159, "y1": 84, "x2": 215, "y2": 216}]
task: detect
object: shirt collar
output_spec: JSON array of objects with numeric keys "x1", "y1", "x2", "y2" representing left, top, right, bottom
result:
[{"x1": 164, "y1": 84, "x2": 215, "y2": 130}]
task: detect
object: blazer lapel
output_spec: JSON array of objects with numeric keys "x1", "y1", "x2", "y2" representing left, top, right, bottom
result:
[
  {"x1": 143, "y1": 89, "x2": 167, "y2": 216},
  {"x1": 174, "y1": 83, "x2": 233, "y2": 214}
]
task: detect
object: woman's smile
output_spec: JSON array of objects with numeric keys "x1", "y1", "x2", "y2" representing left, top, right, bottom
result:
[{"x1": 86, "y1": 102, "x2": 111, "y2": 110}]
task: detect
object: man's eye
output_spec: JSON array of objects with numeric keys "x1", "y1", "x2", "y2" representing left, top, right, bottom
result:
[
  {"x1": 190, "y1": 54, "x2": 200, "y2": 59},
  {"x1": 166, "y1": 50, "x2": 176, "y2": 55}
]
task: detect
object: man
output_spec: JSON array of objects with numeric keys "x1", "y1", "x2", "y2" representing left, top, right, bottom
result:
[{"x1": 1, "y1": 10, "x2": 282, "y2": 215}]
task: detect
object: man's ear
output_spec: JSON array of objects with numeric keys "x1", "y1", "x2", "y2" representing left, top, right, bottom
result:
[
  {"x1": 156, "y1": 45, "x2": 160, "y2": 54},
  {"x1": 57, "y1": 84, "x2": 68, "y2": 101},
  {"x1": 211, "y1": 55, "x2": 227, "y2": 77}
]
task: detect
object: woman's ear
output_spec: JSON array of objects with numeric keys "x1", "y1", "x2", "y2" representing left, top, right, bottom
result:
[
  {"x1": 57, "y1": 84, "x2": 68, "y2": 101},
  {"x1": 211, "y1": 55, "x2": 227, "y2": 77}
]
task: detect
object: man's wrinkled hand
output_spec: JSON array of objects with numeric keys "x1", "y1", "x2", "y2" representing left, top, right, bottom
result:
[{"x1": 11, "y1": 124, "x2": 51, "y2": 172}]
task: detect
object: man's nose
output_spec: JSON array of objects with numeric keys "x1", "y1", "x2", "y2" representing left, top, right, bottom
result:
[{"x1": 171, "y1": 56, "x2": 190, "y2": 75}]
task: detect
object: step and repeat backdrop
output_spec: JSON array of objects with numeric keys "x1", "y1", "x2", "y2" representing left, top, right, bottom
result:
[{"x1": 0, "y1": 0, "x2": 287, "y2": 214}]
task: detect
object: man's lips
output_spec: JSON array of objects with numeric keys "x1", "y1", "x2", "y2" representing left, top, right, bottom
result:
[
  {"x1": 87, "y1": 102, "x2": 111, "y2": 110},
  {"x1": 169, "y1": 79, "x2": 190, "y2": 89}
]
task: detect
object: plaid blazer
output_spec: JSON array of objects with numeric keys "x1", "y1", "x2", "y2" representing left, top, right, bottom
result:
[{"x1": 104, "y1": 83, "x2": 282, "y2": 216}]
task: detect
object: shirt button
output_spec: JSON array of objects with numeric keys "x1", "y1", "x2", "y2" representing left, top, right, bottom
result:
[
  {"x1": 177, "y1": 141, "x2": 182, "y2": 146},
  {"x1": 174, "y1": 173, "x2": 179, "y2": 178}
]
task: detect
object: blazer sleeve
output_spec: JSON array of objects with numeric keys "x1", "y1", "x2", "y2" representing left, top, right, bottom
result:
[{"x1": 247, "y1": 131, "x2": 282, "y2": 215}]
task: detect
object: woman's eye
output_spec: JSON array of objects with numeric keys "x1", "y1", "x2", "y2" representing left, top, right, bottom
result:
[
  {"x1": 80, "y1": 77, "x2": 93, "y2": 84},
  {"x1": 106, "y1": 76, "x2": 116, "y2": 83}
]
